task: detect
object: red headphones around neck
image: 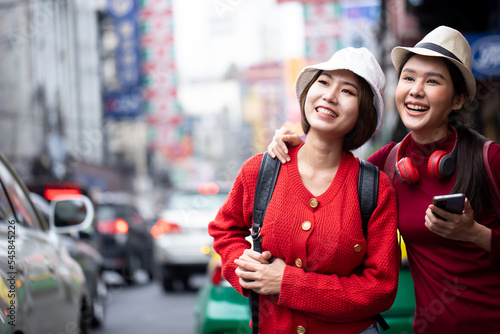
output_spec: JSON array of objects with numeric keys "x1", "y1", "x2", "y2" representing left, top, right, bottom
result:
[{"x1": 395, "y1": 125, "x2": 458, "y2": 184}]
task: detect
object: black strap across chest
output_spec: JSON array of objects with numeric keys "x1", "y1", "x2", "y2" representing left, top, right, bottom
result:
[{"x1": 249, "y1": 153, "x2": 388, "y2": 332}]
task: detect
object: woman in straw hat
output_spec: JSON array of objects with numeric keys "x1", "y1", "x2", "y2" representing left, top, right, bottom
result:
[
  {"x1": 268, "y1": 26, "x2": 500, "y2": 333},
  {"x1": 209, "y1": 47, "x2": 399, "y2": 334}
]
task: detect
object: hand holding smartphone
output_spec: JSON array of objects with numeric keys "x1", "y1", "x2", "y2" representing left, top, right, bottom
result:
[{"x1": 432, "y1": 193, "x2": 465, "y2": 220}]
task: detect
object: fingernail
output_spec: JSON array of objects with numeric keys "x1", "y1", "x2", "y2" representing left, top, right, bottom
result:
[{"x1": 284, "y1": 149, "x2": 288, "y2": 154}]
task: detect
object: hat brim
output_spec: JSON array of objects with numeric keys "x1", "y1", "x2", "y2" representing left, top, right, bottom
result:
[{"x1": 391, "y1": 46, "x2": 476, "y2": 100}]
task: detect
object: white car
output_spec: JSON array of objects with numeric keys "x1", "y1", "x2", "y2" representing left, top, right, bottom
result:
[{"x1": 152, "y1": 187, "x2": 228, "y2": 291}]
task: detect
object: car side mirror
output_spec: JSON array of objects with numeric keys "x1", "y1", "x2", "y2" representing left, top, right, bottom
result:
[{"x1": 50, "y1": 194, "x2": 94, "y2": 234}]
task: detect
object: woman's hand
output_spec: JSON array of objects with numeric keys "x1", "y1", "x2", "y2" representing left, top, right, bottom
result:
[
  {"x1": 425, "y1": 198, "x2": 491, "y2": 251},
  {"x1": 236, "y1": 249, "x2": 271, "y2": 266},
  {"x1": 267, "y1": 127, "x2": 303, "y2": 164},
  {"x1": 234, "y1": 249, "x2": 286, "y2": 295}
]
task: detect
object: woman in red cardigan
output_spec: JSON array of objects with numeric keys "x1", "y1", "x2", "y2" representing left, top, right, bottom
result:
[
  {"x1": 209, "y1": 47, "x2": 399, "y2": 334},
  {"x1": 268, "y1": 26, "x2": 500, "y2": 333}
]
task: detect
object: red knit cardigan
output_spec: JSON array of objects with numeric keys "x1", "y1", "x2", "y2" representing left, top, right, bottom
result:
[{"x1": 209, "y1": 145, "x2": 400, "y2": 334}]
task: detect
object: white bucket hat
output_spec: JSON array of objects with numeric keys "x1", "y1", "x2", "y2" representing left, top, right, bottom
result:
[
  {"x1": 295, "y1": 47, "x2": 386, "y2": 131},
  {"x1": 391, "y1": 25, "x2": 476, "y2": 100}
]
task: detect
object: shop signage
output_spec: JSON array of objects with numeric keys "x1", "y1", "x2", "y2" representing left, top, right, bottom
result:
[{"x1": 467, "y1": 33, "x2": 500, "y2": 78}]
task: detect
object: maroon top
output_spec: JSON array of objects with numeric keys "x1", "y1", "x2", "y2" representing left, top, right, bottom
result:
[{"x1": 368, "y1": 133, "x2": 500, "y2": 334}]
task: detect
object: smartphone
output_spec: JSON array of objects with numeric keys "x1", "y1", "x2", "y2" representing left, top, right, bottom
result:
[{"x1": 432, "y1": 193, "x2": 465, "y2": 220}]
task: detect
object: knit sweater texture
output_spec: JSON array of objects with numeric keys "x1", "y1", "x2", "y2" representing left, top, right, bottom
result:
[
  {"x1": 368, "y1": 133, "x2": 500, "y2": 333},
  {"x1": 209, "y1": 145, "x2": 399, "y2": 334}
]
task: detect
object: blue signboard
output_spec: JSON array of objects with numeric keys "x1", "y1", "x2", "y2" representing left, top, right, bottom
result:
[
  {"x1": 466, "y1": 33, "x2": 500, "y2": 79},
  {"x1": 104, "y1": 0, "x2": 143, "y2": 118}
]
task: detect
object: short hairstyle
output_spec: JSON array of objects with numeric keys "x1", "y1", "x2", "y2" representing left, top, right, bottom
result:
[{"x1": 298, "y1": 70, "x2": 378, "y2": 151}]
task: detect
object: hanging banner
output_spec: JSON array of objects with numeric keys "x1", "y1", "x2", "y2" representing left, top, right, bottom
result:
[{"x1": 103, "y1": 0, "x2": 143, "y2": 118}]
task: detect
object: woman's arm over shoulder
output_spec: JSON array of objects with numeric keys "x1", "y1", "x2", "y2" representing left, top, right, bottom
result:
[
  {"x1": 486, "y1": 142, "x2": 500, "y2": 260},
  {"x1": 208, "y1": 154, "x2": 263, "y2": 296}
]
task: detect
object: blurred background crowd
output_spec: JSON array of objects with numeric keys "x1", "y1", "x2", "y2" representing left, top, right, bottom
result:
[{"x1": 0, "y1": 0, "x2": 499, "y2": 215}]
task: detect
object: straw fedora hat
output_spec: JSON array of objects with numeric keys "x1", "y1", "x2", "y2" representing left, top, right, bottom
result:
[
  {"x1": 391, "y1": 25, "x2": 476, "y2": 100},
  {"x1": 295, "y1": 47, "x2": 386, "y2": 131}
]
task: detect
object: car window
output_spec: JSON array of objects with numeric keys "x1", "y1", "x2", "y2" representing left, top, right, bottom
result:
[
  {"x1": 29, "y1": 192, "x2": 51, "y2": 226},
  {"x1": 0, "y1": 179, "x2": 14, "y2": 222},
  {"x1": 123, "y1": 205, "x2": 143, "y2": 225},
  {"x1": 0, "y1": 160, "x2": 43, "y2": 230},
  {"x1": 96, "y1": 205, "x2": 117, "y2": 220},
  {"x1": 96, "y1": 203, "x2": 144, "y2": 226}
]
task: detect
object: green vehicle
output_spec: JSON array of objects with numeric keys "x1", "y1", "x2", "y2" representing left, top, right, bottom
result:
[
  {"x1": 194, "y1": 243, "x2": 415, "y2": 334},
  {"x1": 194, "y1": 253, "x2": 252, "y2": 334},
  {"x1": 382, "y1": 264, "x2": 416, "y2": 333}
]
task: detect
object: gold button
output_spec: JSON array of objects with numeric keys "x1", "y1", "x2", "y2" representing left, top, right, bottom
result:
[
  {"x1": 297, "y1": 325, "x2": 306, "y2": 334},
  {"x1": 295, "y1": 258, "x2": 303, "y2": 268},
  {"x1": 259, "y1": 236, "x2": 263, "y2": 243},
  {"x1": 354, "y1": 244, "x2": 362, "y2": 253},
  {"x1": 309, "y1": 198, "x2": 318, "y2": 208},
  {"x1": 301, "y1": 221, "x2": 311, "y2": 231}
]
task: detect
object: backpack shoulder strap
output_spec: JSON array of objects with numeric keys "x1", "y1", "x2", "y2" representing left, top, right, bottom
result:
[
  {"x1": 250, "y1": 152, "x2": 281, "y2": 334},
  {"x1": 358, "y1": 159, "x2": 390, "y2": 331},
  {"x1": 382, "y1": 143, "x2": 400, "y2": 184},
  {"x1": 251, "y1": 152, "x2": 281, "y2": 249},
  {"x1": 359, "y1": 159, "x2": 380, "y2": 238},
  {"x1": 484, "y1": 140, "x2": 500, "y2": 217}
]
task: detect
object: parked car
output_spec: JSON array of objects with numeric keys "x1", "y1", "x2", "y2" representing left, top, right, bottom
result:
[
  {"x1": 93, "y1": 193, "x2": 154, "y2": 284},
  {"x1": 30, "y1": 192, "x2": 108, "y2": 328},
  {"x1": 0, "y1": 152, "x2": 94, "y2": 334},
  {"x1": 27, "y1": 183, "x2": 155, "y2": 285},
  {"x1": 194, "y1": 240, "x2": 416, "y2": 334},
  {"x1": 152, "y1": 183, "x2": 228, "y2": 292}
]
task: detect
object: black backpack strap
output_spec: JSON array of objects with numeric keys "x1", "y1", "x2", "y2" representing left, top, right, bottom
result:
[
  {"x1": 250, "y1": 152, "x2": 281, "y2": 334},
  {"x1": 358, "y1": 160, "x2": 390, "y2": 331},
  {"x1": 359, "y1": 159, "x2": 379, "y2": 238}
]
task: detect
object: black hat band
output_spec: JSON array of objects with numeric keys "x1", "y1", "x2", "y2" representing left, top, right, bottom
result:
[{"x1": 414, "y1": 42, "x2": 463, "y2": 64}]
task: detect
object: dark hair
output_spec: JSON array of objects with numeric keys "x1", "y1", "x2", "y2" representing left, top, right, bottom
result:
[
  {"x1": 451, "y1": 125, "x2": 490, "y2": 214},
  {"x1": 398, "y1": 54, "x2": 489, "y2": 214},
  {"x1": 298, "y1": 70, "x2": 378, "y2": 151}
]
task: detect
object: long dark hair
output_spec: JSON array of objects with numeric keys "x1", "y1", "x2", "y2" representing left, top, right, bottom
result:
[
  {"x1": 451, "y1": 124, "x2": 491, "y2": 214},
  {"x1": 441, "y1": 59, "x2": 490, "y2": 214}
]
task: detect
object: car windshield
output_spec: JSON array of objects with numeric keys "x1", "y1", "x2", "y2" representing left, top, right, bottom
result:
[
  {"x1": 167, "y1": 192, "x2": 228, "y2": 211},
  {"x1": 96, "y1": 205, "x2": 120, "y2": 219}
]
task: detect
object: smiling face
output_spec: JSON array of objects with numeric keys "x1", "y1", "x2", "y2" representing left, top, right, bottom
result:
[
  {"x1": 395, "y1": 54, "x2": 465, "y2": 143},
  {"x1": 303, "y1": 69, "x2": 360, "y2": 141}
]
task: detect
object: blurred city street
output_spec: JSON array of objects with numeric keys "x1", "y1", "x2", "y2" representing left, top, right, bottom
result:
[
  {"x1": 90, "y1": 271, "x2": 203, "y2": 334},
  {"x1": 0, "y1": 0, "x2": 499, "y2": 333}
]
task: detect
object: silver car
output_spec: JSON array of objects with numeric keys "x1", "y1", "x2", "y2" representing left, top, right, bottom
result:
[
  {"x1": 0, "y1": 152, "x2": 94, "y2": 334},
  {"x1": 152, "y1": 187, "x2": 228, "y2": 291},
  {"x1": 30, "y1": 192, "x2": 108, "y2": 329}
]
